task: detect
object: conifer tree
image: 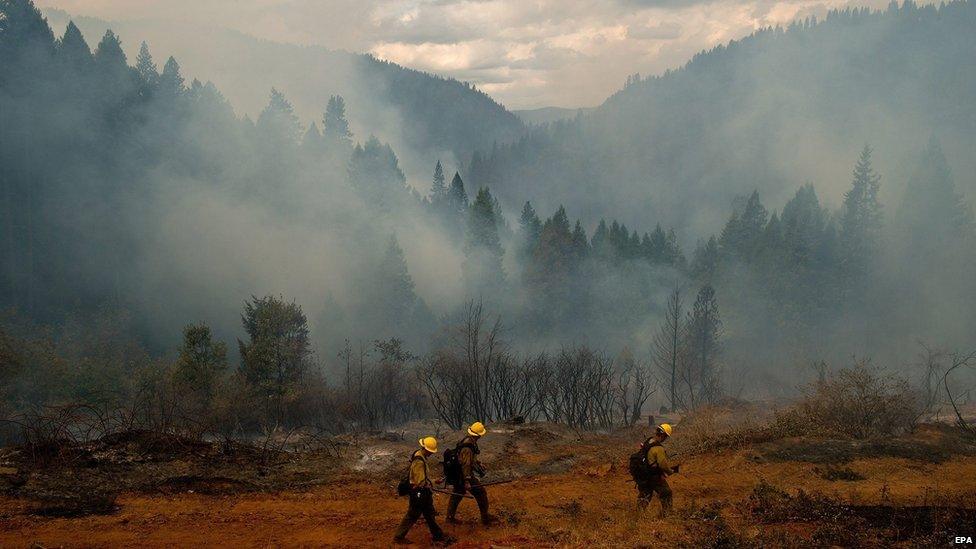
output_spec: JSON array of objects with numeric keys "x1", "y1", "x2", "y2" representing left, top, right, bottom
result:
[
  {"x1": 158, "y1": 56, "x2": 185, "y2": 98},
  {"x1": 839, "y1": 145, "x2": 883, "y2": 281},
  {"x1": 690, "y1": 236, "x2": 719, "y2": 281},
  {"x1": 94, "y1": 30, "x2": 127, "y2": 71},
  {"x1": 323, "y1": 95, "x2": 352, "y2": 148},
  {"x1": 348, "y1": 136, "x2": 408, "y2": 210},
  {"x1": 591, "y1": 219, "x2": 611, "y2": 258},
  {"x1": 720, "y1": 190, "x2": 768, "y2": 261},
  {"x1": 59, "y1": 21, "x2": 93, "y2": 70},
  {"x1": 300, "y1": 122, "x2": 324, "y2": 156},
  {"x1": 377, "y1": 234, "x2": 417, "y2": 327},
  {"x1": 463, "y1": 187, "x2": 506, "y2": 297},
  {"x1": 448, "y1": 171, "x2": 469, "y2": 217},
  {"x1": 257, "y1": 88, "x2": 302, "y2": 147},
  {"x1": 896, "y1": 137, "x2": 973, "y2": 246},
  {"x1": 517, "y1": 201, "x2": 542, "y2": 260},
  {"x1": 135, "y1": 41, "x2": 157, "y2": 86},
  {"x1": 430, "y1": 160, "x2": 447, "y2": 201},
  {"x1": 571, "y1": 220, "x2": 589, "y2": 260}
]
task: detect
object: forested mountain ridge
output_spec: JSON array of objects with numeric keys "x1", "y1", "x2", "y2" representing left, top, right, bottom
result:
[
  {"x1": 465, "y1": 0, "x2": 976, "y2": 238},
  {"x1": 41, "y1": 9, "x2": 523, "y2": 169}
]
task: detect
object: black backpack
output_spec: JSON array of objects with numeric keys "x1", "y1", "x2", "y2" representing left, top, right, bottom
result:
[
  {"x1": 397, "y1": 453, "x2": 423, "y2": 497},
  {"x1": 628, "y1": 438, "x2": 661, "y2": 483},
  {"x1": 442, "y1": 441, "x2": 477, "y2": 486}
]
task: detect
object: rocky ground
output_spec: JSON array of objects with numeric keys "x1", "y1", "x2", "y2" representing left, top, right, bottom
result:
[{"x1": 1, "y1": 414, "x2": 976, "y2": 547}]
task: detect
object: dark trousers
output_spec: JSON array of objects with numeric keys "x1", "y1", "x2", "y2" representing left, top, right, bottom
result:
[
  {"x1": 393, "y1": 488, "x2": 444, "y2": 542},
  {"x1": 447, "y1": 480, "x2": 490, "y2": 523},
  {"x1": 637, "y1": 476, "x2": 672, "y2": 517}
]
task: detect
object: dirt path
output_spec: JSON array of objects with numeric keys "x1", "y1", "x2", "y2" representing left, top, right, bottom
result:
[{"x1": 4, "y1": 453, "x2": 975, "y2": 547}]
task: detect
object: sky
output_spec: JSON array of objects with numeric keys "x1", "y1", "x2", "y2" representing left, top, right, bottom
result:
[{"x1": 35, "y1": 0, "x2": 895, "y2": 109}]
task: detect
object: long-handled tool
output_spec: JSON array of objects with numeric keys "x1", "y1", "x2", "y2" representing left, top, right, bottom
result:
[
  {"x1": 477, "y1": 478, "x2": 517, "y2": 487},
  {"x1": 431, "y1": 487, "x2": 475, "y2": 499}
]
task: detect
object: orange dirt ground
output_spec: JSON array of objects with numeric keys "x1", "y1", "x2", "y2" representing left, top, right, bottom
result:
[{"x1": 3, "y1": 445, "x2": 975, "y2": 548}]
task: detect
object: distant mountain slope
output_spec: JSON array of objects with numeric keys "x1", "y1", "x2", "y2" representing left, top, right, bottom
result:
[
  {"x1": 514, "y1": 107, "x2": 595, "y2": 126},
  {"x1": 467, "y1": 1, "x2": 976, "y2": 237},
  {"x1": 42, "y1": 9, "x2": 523, "y2": 173}
]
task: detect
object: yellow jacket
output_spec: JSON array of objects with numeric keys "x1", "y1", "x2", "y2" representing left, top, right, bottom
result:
[
  {"x1": 409, "y1": 449, "x2": 431, "y2": 488},
  {"x1": 646, "y1": 444, "x2": 673, "y2": 476}
]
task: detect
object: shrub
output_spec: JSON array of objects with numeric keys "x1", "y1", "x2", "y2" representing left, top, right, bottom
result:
[{"x1": 797, "y1": 361, "x2": 921, "y2": 439}]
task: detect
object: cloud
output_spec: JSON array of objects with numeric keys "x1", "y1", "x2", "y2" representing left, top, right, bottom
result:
[{"x1": 35, "y1": 0, "x2": 902, "y2": 109}]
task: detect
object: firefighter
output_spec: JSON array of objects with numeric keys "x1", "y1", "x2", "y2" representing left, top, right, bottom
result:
[
  {"x1": 636, "y1": 423, "x2": 678, "y2": 518},
  {"x1": 393, "y1": 437, "x2": 454, "y2": 545},
  {"x1": 446, "y1": 421, "x2": 495, "y2": 525}
]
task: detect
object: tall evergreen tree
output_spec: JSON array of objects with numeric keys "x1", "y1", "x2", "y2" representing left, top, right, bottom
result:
[
  {"x1": 300, "y1": 122, "x2": 324, "y2": 157},
  {"x1": 376, "y1": 234, "x2": 418, "y2": 328},
  {"x1": 463, "y1": 187, "x2": 506, "y2": 296},
  {"x1": 896, "y1": 137, "x2": 973, "y2": 246},
  {"x1": 719, "y1": 190, "x2": 768, "y2": 261},
  {"x1": 257, "y1": 88, "x2": 302, "y2": 148},
  {"x1": 839, "y1": 145, "x2": 883, "y2": 281},
  {"x1": 517, "y1": 201, "x2": 542, "y2": 260},
  {"x1": 134, "y1": 41, "x2": 157, "y2": 86},
  {"x1": 448, "y1": 171, "x2": 469, "y2": 218},
  {"x1": 323, "y1": 95, "x2": 352, "y2": 149},
  {"x1": 348, "y1": 136, "x2": 408, "y2": 210},
  {"x1": 430, "y1": 160, "x2": 447, "y2": 201},
  {"x1": 158, "y1": 56, "x2": 185, "y2": 98},
  {"x1": 58, "y1": 21, "x2": 93, "y2": 70}
]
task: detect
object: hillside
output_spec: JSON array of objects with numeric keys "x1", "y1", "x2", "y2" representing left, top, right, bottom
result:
[
  {"x1": 42, "y1": 8, "x2": 523, "y2": 171},
  {"x1": 466, "y1": 1, "x2": 976, "y2": 238}
]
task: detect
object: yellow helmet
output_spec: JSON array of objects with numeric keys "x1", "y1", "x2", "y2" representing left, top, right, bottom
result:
[
  {"x1": 657, "y1": 423, "x2": 673, "y2": 437},
  {"x1": 419, "y1": 436, "x2": 438, "y2": 453},
  {"x1": 467, "y1": 421, "x2": 487, "y2": 437}
]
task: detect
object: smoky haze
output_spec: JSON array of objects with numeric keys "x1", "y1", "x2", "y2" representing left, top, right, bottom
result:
[{"x1": 0, "y1": 0, "x2": 974, "y2": 425}]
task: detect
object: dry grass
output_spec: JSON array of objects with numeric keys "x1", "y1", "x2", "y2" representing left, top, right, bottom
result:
[{"x1": 1, "y1": 416, "x2": 975, "y2": 547}]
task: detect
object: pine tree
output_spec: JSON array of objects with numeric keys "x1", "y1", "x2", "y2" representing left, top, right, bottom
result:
[
  {"x1": 323, "y1": 95, "x2": 352, "y2": 149},
  {"x1": 781, "y1": 183, "x2": 828, "y2": 267},
  {"x1": 896, "y1": 137, "x2": 973, "y2": 246},
  {"x1": 571, "y1": 220, "x2": 589, "y2": 260},
  {"x1": 135, "y1": 41, "x2": 157, "y2": 86},
  {"x1": 94, "y1": 30, "x2": 127, "y2": 71},
  {"x1": 463, "y1": 187, "x2": 506, "y2": 296},
  {"x1": 591, "y1": 219, "x2": 610, "y2": 258},
  {"x1": 158, "y1": 56, "x2": 185, "y2": 98},
  {"x1": 257, "y1": 88, "x2": 302, "y2": 148},
  {"x1": 58, "y1": 21, "x2": 93, "y2": 70},
  {"x1": 839, "y1": 145, "x2": 883, "y2": 281},
  {"x1": 448, "y1": 171, "x2": 469, "y2": 218},
  {"x1": 348, "y1": 136, "x2": 408, "y2": 210},
  {"x1": 690, "y1": 236, "x2": 719, "y2": 281},
  {"x1": 517, "y1": 201, "x2": 542, "y2": 260},
  {"x1": 377, "y1": 234, "x2": 417, "y2": 327},
  {"x1": 720, "y1": 190, "x2": 768, "y2": 261},
  {"x1": 430, "y1": 160, "x2": 447, "y2": 201},
  {"x1": 300, "y1": 122, "x2": 324, "y2": 157}
]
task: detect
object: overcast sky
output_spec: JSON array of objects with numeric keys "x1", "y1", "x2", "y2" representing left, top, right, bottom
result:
[{"x1": 36, "y1": 0, "x2": 894, "y2": 109}]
